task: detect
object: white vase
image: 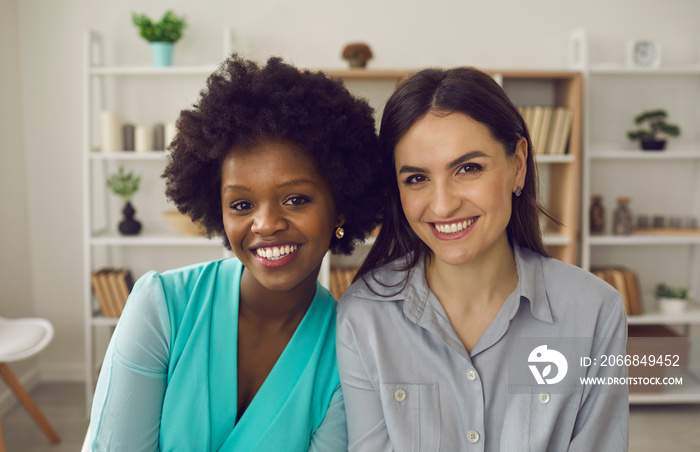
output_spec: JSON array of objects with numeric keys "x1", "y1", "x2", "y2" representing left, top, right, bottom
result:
[{"x1": 658, "y1": 297, "x2": 687, "y2": 316}]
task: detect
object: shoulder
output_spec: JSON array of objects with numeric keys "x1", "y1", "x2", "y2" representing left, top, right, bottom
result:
[
  {"x1": 157, "y1": 258, "x2": 237, "y2": 290},
  {"x1": 337, "y1": 256, "x2": 417, "y2": 324},
  {"x1": 538, "y1": 252, "x2": 620, "y2": 304},
  {"x1": 525, "y1": 250, "x2": 626, "y2": 333}
]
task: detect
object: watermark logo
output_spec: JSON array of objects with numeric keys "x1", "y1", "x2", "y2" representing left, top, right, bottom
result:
[{"x1": 528, "y1": 345, "x2": 568, "y2": 384}]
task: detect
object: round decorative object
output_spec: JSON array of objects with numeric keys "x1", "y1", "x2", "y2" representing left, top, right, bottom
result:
[
  {"x1": 658, "y1": 297, "x2": 687, "y2": 316},
  {"x1": 640, "y1": 138, "x2": 666, "y2": 151},
  {"x1": 627, "y1": 40, "x2": 661, "y2": 69},
  {"x1": 162, "y1": 211, "x2": 206, "y2": 236},
  {"x1": 119, "y1": 202, "x2": 142, "y2": 235}
]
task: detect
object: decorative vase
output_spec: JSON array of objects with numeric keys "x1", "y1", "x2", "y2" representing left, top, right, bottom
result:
[
  {"x1": 640, "y1": 139, "x2": 666, "y2": 151},
  {"x1": 119, "y1": 202, "x2": 142, "y2": 235},
  {"x1": 347, "y1": 57, "x2": 367, "y2": 68},
  {"x1": 658, "y1": 297, "x2": 687, "y2": 316},
  {"x1": 150, "y1": 42, "x2": 174, "y2": 67}
]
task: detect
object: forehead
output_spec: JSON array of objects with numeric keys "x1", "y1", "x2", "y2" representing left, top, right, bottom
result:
[
  {"x1": 395, "y1": 112, "x2": 503, "y2": 165},
  {"x1": 221, "y1": 139, "x2": 323, "y2": 181}
]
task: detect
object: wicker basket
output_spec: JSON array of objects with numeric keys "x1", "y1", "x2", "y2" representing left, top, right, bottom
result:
[{"x1": 162, "y1": 211, "x2": 207, "y2": 236}]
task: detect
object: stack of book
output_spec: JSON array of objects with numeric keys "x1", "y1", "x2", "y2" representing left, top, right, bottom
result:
[
  {"x1": 91, "y1": 269, "x2": 134, "y2": 317},
  {"x1": 590, "y1": 266, "x2": 644, "y2": 316},
  {"x1": 330, "y1": 267, "x2": 358, "y2": 301},
  {"x1": 518, "y1": 106, "x2": 573, "y2": 155}
]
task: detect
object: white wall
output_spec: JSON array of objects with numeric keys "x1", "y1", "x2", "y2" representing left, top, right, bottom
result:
[
  {"x1": 0, "y1": 0, "x2": 39, "y2": 410},
  {"x1": 6, "y1": 0, "x2": 700, "y2": 379}
]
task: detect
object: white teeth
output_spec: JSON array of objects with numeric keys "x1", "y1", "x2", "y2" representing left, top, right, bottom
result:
[
  {"x1": 255, "y1": 245, "x2": 298, "y2": 260},
  {"x1": 435, "y1": 218, "x2": 476, "y2": 234}
]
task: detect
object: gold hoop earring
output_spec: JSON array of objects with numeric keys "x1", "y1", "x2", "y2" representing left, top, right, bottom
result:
[
  {"x1": 514, "y1": 187, "x2": 523, "y2": 197},
  {"x1": 335, "y1": 227, "x2": 345, "y2": 239}
]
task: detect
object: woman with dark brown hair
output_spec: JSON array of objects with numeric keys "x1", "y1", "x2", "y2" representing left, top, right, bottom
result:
[{"x1": 337, "y1": 67, "x2": 629, "y2": 451}]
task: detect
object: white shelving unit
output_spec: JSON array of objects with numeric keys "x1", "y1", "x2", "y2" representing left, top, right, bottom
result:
[
  {"x1": 573, "y1": 29, "x2": 700, "y2": 404},
  {"x1": 81, "y1": 31, "x2": 238, "y2": 413}
]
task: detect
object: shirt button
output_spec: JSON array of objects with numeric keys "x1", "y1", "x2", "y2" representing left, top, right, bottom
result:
[
  {"x1": 467, "y1": 430, "x2": 481, "y2": 443},
  {"x1": 539, "y1": 392, "x2": 551, "y2": 404},
  {"x1": 394, "y1": 389, "x2": 407, "y2": 402},
  {"x1": 466, "y1": 369, "x2": 477, "y2": 381}
]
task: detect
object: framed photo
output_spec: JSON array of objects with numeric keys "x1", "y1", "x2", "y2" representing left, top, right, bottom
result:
[{"x1": 627, "y1": 40, "x2": 661, "y2": 69}]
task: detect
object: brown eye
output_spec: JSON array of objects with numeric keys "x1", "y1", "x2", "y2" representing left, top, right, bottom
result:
[
  {"x1": 283, "y1": 196, "x2": 310, "y2": 206},
  {"x1": 231, "y1": 201, "x2": 252, "y2": 211},
  {"x1": 457, "y1": 163, "x2": 483, "y2": 174},
  {"x1": 404, "y1": 174, "x2": 428, "y2": 185}
]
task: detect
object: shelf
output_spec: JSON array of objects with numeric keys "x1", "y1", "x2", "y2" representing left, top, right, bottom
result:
[
  {"x1": 534, "y1": 154, "x2": 575, "y2": 163},
  {"x1": 589, "y1": 234, "x2": 700, "y2": 246},
  {"x1": 589, "y1": 65, "x2": 700, "y2": 75},
  {"x1": 542, "y1": 233, "x2": 571, "y2": 246},
  {"x1": 90, "y1": 315, "x2": 120, "y2": 327},
  {"x1": 629, "y1": 369, "x2": 700, "y2": 405},
  {"x1": 89, "y1": 65, "x2": 218, "y2": 76},
  {"x1": 90, "y1": 232, "x2": 222, "y2": 246},
  {"x1": 589, "y1": 150, "x2": 700, "y2": 160},
  {"x1": 322, "y1": 69, "x2": 412, "y2": 80},
  {"x1": 89, "y1": 151, "x2": 168, "y2": 160},
  {"x1": 628, "y1": 309, "x2": 700, "y2": 325}
]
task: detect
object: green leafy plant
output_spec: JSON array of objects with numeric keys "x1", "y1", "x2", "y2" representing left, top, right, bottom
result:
[
  {"x1": 627, "y1": 109, "x2": 681, "y2": 143},
  {"x1": 107, "y1": 167, "x2": 141, "y2": 203},
  {"x1": 655, "y1": 283, "x2": 689, "y2": 300},
  {"x1": 132, "y1": 10, "x2": 187, "y2": 43}
]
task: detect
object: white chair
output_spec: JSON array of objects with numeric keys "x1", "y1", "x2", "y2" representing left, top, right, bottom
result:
[{"x1": 0, "y1": 316, "x2": 61, "y2": 451}]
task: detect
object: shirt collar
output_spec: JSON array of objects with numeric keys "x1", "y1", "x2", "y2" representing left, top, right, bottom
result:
[
  {"x1": 513, "y1": 245, "x2": 554, "y2": 324},
  {"x1": 353, "y1": 245, "x2": 554, "y2": 325}
]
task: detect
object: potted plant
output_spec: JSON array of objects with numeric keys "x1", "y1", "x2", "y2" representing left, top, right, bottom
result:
[
  {"x1": 341, "y1": 42, "x2": 373, "y2": 68},
  {"x1": 655, "y1": 282, "x2": 690, "y2": 315},
  {"x1": 107, "y1": 167, "x2": 142, "y2": 235},
  {"x1": 132, "y1": 10, "x2": 187, "y2": 67},
  {"x1": 627, "y1": 109, "x2": 681, "y2": 151}
]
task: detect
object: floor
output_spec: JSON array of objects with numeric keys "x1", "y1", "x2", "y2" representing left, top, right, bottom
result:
[{"x1": 1, "y1": 383, "x2": 700, "y2": 451}]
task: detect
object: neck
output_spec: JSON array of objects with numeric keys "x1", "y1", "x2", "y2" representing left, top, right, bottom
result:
[
  {"x1": 425, "y1": 237, "x2": 518, "y2": 312},
  {"x1": 238, "y1": 267, "x2": 319, "y2": 330}
]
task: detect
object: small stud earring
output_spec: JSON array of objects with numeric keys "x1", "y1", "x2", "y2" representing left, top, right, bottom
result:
[
  {"x1": 335, "y1": 227, "x2": 345, "y2": 239},
  {"x1": 514, "y1": 187, "x2": 523, "y2": 197}
]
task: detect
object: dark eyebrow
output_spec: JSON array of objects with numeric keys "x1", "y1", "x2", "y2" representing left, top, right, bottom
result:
[
  {"x1": 398, "y1": 151, "x2": 488, "y2": 175},
  {"x1": 222, "y1": 184, "x2": 250, "y2": 193},
  {"x1": 445, "y1": 151, "x2": 488, "y2": 170},
  {"x1": 276, "y1": 178, "x2": 316, "y2": 189},
  {"x1": 222, "y1": 178, "x2": 315, "y2": 193}
]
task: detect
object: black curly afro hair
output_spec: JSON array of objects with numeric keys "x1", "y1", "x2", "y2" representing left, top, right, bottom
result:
[{"x1": 163, "y1": 54, "x2": 384, "y2": 255}]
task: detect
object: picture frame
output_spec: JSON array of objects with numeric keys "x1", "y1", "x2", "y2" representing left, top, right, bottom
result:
[{"x1": 627, "y1": 40, "x2": 661, "y2": 69}]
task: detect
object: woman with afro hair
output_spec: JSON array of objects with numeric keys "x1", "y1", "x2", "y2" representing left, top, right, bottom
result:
[{"x1": 85, "y1": 54, "x2": 383, "y2": 451}]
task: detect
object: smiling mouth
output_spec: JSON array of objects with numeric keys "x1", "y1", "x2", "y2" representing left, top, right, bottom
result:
[
  {"x1": 433, "y1": 217, "x2": 477, "y2": 235},
  {"x1": 254, "y1": 244, "x2": 298, "y2": 261}
]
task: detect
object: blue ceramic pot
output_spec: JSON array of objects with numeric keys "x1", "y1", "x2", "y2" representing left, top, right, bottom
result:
[{"x1": 150, "y1": 42, "x2": 174, "y2": 67}]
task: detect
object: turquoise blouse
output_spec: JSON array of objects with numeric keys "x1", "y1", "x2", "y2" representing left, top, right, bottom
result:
[{"x1": 87, "y1": 258, "x2": 346, "y2": 451}]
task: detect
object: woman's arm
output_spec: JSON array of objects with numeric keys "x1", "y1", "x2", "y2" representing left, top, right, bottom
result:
[
  {"x1": 86, "y1": 272, "x2": 171, "y2": 452},
  {"x1": 336, "y1": 308, "x2": 393, "y2": 452},
  {"x1": 569, "y1": 295, "x2": 629, "y2": 451},
  {"x1": 308, "y1": 386, "x2": 347, "y2": 451}
]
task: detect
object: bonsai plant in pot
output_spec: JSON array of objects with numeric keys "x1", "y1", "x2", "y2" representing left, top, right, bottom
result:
[
  {"x1": 107, "y1": 166, "x2": 142, "y2": 235},
  {"x1": 655, "y1": 283, "x2": 690, "y2": 315},
  {"x1": 132, "y1": 10, "x2": 187, "y2": 67},
  {"x1": 627, "y1": 109, "x2": 680, "y2": 151},
  {"x1": 341, "y1": 42, "x2": 373, "y2": 68}
]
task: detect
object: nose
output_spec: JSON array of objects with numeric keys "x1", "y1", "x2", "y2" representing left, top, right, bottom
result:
[
  {"x1": 251, "y1": 204, "x2": 288, "y2": 236},
  {"x1": 430, "y1": 181, "x2": 461, "y2": 218}
]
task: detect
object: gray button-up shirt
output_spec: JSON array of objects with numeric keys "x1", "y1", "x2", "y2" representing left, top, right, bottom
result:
[{"x1": 337, "y1": 246, "x2": 629, "y2": 451}]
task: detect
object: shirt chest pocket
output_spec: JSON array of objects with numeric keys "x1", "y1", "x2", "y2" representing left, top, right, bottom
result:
[
  {"x1": 501, "y1": 385, "x2": 583, "y2": 452},
  {"x1": 379, "y1": 383, "x2": 441, "y2": 452}
]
